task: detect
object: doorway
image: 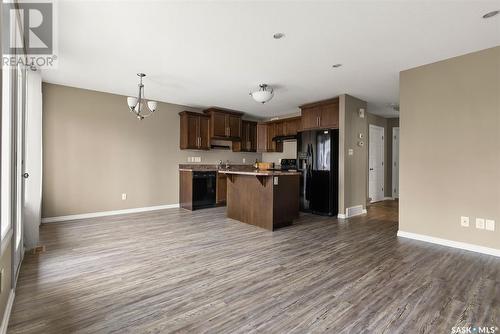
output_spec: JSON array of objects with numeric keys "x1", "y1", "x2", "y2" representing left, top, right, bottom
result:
[
  {"x1": 369, "y1": 124, "x2": 385, "y2": 203},
  {"x1": 392, "y1": 127, "x2": 400, "y2": 198}
]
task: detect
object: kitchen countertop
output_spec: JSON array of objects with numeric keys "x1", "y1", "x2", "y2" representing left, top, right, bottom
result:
[
  {"x1": 178, "y1": 164, "x2": 255, "y2": 172},
  {"x1": 218, "y1": 169, "x2": 301, "y2": 176}
]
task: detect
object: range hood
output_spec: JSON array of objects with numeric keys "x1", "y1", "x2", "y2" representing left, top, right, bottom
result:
[{"x1": 272, "y1": 135, "x2": 297, "y2": 142}]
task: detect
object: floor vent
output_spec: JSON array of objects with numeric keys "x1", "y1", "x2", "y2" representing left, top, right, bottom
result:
[{"x1": 346, "y1": 205, "x2": 364, "y2": 218}]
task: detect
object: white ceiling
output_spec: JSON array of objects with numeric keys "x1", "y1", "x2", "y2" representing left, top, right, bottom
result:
[{"x1": 42, "y1": 1, "x2": 500, "y2": 118}]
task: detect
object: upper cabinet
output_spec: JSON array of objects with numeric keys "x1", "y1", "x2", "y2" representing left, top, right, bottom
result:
[
  {"x1": 282, "y1": 117, "x2": 302, "y2": 136},
  {"x1": 179, "y1": 111, "x2": 210, "y2": 150},
  {"x1": 257, "y1": 122, "x2": 283, "y2": 153},
  {"x1": 203, "y1": 108, "x2": 242, "y2": 140},
  {"x1": 300, "y1": 97, "x2": 339, "y2": 130},
  {"x1": 233, "y1": 120, "x2": 257, "y2": 152}
]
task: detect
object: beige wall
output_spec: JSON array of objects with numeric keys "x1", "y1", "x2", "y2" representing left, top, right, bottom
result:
[
  {"x1": 400, "y1": 46, "x2": 499, "y2": 250},
  {"x1": 42, "y1": 83, "x2": 261, "y2": 218},
  {"x1": 339, "y1": 94, "x2": 368, "y2": 214}
]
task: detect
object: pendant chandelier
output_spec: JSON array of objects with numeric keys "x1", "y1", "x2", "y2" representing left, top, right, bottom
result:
[
  {"x1": 249, "y1": 84, "x2": 274, "y2": 104},
  {"x1": 126, "y1": 73, "x2": 158, "y2": 120}
]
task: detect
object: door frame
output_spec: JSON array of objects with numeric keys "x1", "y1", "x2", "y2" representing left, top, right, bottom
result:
[
  {"x1": 12, "y1": 63, "x2": 27, "y2": 284},
  {"x1": 368, "y1": 124, "x2": 385, "y2": 203},
  {"x1": 392, "y1": 127, "x2": 400, "y2": 198}
]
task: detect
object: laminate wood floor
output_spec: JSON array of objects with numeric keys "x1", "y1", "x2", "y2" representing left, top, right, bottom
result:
[{"x1": 8, "y1": 201, "x2": 500, "y2": 333}]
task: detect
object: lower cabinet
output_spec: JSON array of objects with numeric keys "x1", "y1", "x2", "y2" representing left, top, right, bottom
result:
[{"x1": 216, "y1": 173, "x2": 227, "y2": 205}]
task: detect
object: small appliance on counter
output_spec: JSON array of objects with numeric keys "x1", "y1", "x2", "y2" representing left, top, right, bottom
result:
[{"x1": 256, "y1": 162, "x2": 274, "y2": 170}]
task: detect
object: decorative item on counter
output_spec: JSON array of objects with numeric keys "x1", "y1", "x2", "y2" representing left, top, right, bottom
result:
[{"x1": 257, "y1": 162, "x2": 274, "y2": 170}]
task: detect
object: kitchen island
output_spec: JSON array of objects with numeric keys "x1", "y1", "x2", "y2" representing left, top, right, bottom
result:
[{"x1": 218, "y1": 169, "x2": 300, "y2": 231}]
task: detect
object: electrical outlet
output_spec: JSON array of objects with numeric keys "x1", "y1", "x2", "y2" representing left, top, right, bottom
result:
[
  {"x1": 485, "y1": 219, "x2": 495, "y2": 231},
  {"x1": 121, "y1": 193, "x2": 127, "y2": 200},
  {"x1": 348, "y1": 149, "x2": 354, "y2": 156},
  {"x1": 194, "y1": 157, "x2": 201, "y2": 163},
  {"x1": 476, "y1": 218, "x2": 485, "y2": 230},
  {"x1": 273, "y1": 177, "x2": 279, "y2": 185},
  {"x1": 242, "y1": 158, "x2": 246, "y2": 163},
  {"x1": 460, "y1": 216, "x2": 469, "y2": 227}
]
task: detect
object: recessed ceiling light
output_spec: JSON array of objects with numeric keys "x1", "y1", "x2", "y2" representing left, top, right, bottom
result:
[
  {"x1": 483, "y1": 10, "x2": 499, "y2": 18},
  {"x1": 332, "y1": 64, "x2": 342, "y2": 68},
  {"x1": 273, "y1": 33, "x2": 285, "y2": 39}
]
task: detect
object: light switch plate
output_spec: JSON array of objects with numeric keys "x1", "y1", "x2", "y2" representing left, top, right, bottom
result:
[
  {"x1": 476, "y1": 218, "x2": 485, "y2": 229},
  {"x1": 121, "y1": 193, "x2": 127, "y2": 200},
  {"x1": 273, "y1": 177, "x2": 279, "y2": 185},
  {"x1": 460, "y1": 216, "x2": 469, "y2": 227},
  {"x1": 485, "y1": 219, "x2": 495, "y2": 231}
]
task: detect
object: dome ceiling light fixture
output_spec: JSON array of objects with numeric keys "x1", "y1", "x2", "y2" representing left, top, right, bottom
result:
[
  {"x1": 126, "y1": 73, "x2": 158, "y2": 120},
  {"x1": 249, "y1": 84, "x2": 274, "y2": 104}
]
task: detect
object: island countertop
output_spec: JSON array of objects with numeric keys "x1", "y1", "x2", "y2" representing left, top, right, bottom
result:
[{"x1": 218, "y1": 169, "x2": 301, "y2": 176}]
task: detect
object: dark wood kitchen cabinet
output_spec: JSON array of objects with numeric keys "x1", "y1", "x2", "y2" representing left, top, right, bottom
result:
[
  {"x1": 203, "y1": 108, "x2": 243, "y2": 140},
  {"x1": 216, "y1": 172, "x2": 227, "y2": 205},
  {"x1": 179, "y1": 111, "x2": 210, "y2": 150},
  {"x1": 282, "y1": 117, "x2": 301, "y2": 136},
  {"x1": 257, "y1": 122, "x2": 283, "y2": 153},
  {"x1": 233, "y1": 120, "x2": 257, "y2": 152},
  {"x1": 300, "y1": 97, "x2": 339, "y2": 130}
]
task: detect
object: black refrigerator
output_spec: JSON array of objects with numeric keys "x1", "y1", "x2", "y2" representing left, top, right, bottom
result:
[{"x1": 297, "y1": 129, "x2": 339, "y2": 216}]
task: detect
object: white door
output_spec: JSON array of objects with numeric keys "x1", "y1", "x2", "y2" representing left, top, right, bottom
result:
[
  {"x1": 23, "y1": 68, "x2": 42, "y2": 249},
  {"x1": 369, "y1": 125, "x2": 384, "y2": 202},
  {"x1": 392, "y1": 127, "x2": 400, "y2": 198}
]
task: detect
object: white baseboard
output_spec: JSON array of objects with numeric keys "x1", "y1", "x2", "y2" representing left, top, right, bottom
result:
[
  {"x1": 0, "y1": 290, "x2": 15, "y2": 334},
  {"x1": 383, "y1": 197, "x2": 394, "y2": 200},
  {"x1": 41, "y1": 204, "x2": 180, "y2": 223},
  {"x1": 337, "y1": 207, "x2": 367, "y2": 219},
  {"x1": 397, "y1": 231, "x2": 500, "y2": 258}
]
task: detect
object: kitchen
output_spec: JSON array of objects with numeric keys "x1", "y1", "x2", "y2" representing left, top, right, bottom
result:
[{"x1": 179, "y1": 96, "x2": 345, "y2": 230}]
